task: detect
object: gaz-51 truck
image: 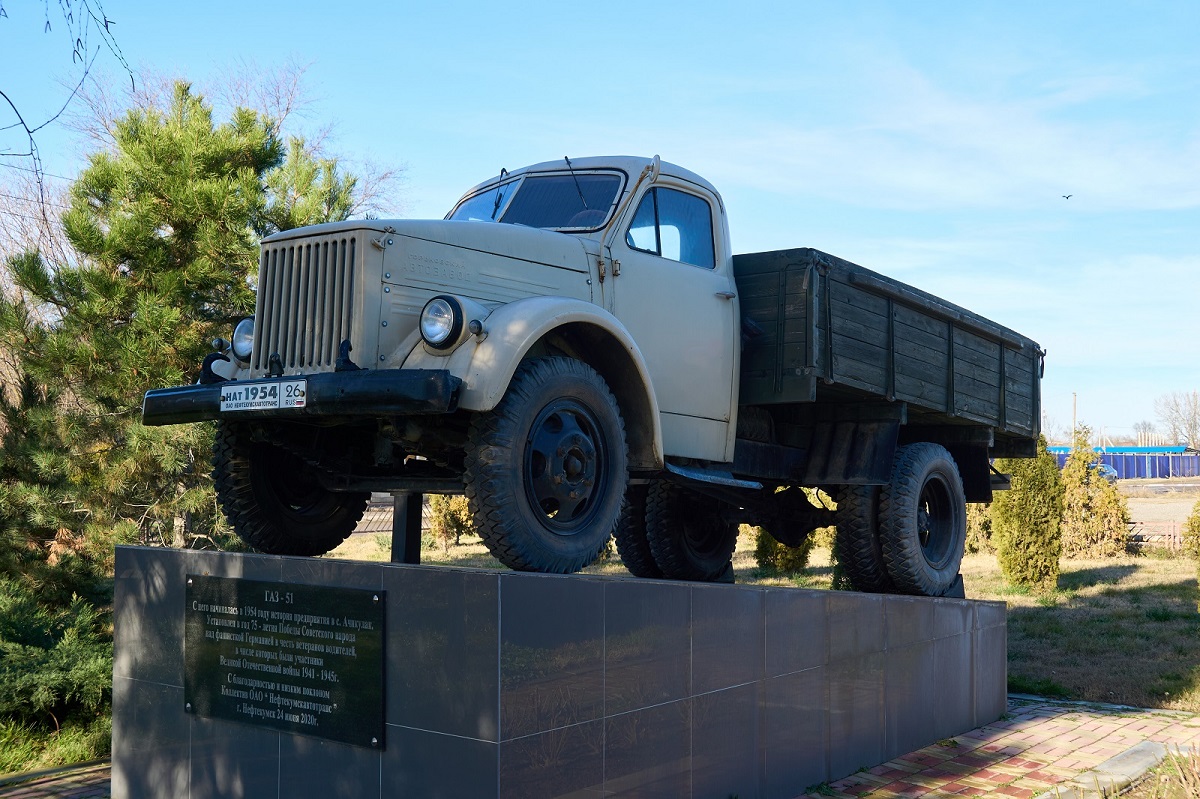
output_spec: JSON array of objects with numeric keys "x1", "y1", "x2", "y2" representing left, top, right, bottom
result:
[{"x1": 142, "y1": 156, "x2": 1043, "y2": 597}]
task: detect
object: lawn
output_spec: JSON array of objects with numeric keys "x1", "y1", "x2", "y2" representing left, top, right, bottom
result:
[{"x1": 328, "y1": 529, "x2": 1200, "y2": 712}]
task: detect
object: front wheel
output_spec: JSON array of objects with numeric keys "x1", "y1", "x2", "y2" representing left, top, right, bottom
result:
[
  {"x1": 878, "y1": 443, "x2": 967, "y2": 597},
  {"x1": 464, "y1": 357, "x2": 628, "y2": 574},
  {"x1": 645, "y1": 482, "x2": 738, "y2": 581},
  {"x1": 212, "y1": 422, "x2": 369, "y2": 556}
]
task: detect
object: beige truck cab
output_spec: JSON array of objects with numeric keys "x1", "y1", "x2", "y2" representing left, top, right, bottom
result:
[{"x1": 144, "y1": 155, "x2": 1042, "y2": 597}]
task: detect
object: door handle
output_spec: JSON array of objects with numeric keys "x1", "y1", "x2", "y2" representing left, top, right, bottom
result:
[{"x1": 715, "y1": 291, "x2": 736, "y2": 300}]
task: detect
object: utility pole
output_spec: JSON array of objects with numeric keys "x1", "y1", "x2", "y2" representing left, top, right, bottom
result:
[{"x1": 1072, "y1": 392, "x2": 1077, "y2": 437}]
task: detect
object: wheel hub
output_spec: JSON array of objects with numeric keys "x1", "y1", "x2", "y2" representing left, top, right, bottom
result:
[{"x1": 525, "y1": 402, "x2": 606, "y2": 533}]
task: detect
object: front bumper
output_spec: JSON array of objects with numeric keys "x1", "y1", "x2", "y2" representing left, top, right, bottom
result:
[{"x1": 142, "y1": 369, "x2": 462, "y2": 426}]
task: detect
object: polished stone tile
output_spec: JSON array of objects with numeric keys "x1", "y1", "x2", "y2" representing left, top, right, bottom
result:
[
  {"x1": 975, "y1": 600, "x2": 1007, "y2": 630},
  {"x1": 385, "y1": 566, "x2": 500, "y2": 741},
  {"x1": 499, "y1": 719, "x2": 605, "y2": 798},
  {"x1": 604, "y1": 580, "x2": 690, "y2": 716},
  {"x1": 974, "y1": 624, "x2": 1008, "y2": 726},
  {"x1": 179, "y1": 547, "x2": 285, "y2": 581},
  {"x1": 933, "y1": 634, "x2": 975, "y2": 741},
  {"x1": 189, "y1": 714, "x2": 280, "y2": 799},
  {"x1": 883, "y1": 642, "x2": 937, "y2": 761},
  {"x1": 383, "y1": 724, "x2": 498, "y2": 798},
  {"x1": 827, "y1": 652, "x2": 884, "y2": 780},
  {"x1": 692, "y1": 584, "x2": 764, "y2": 694},
  {"x1": 604, "y1": 700, "x2": 691, "y2": 798},
  {"x1": 765, "y1": 589, "x2": 827, "y2": 677},
  {"x1": 279, "y1": 735, "x2": 381, "y2": 798},
  {"x1": 113, "y1": 547, "x2": 186, "y2": 685},
  {"x1": 932, "y1": 598, "x2": 975, "y2": 640},
  {"x1": 692, "y1": 683, "x2": 761, "y2": 799},
  {"x1": 884, "y1": 596, "x2": 935, "y2": 649},
  {"x1": 763, "y1": 668, "x2": 828, "y2": 799},
  {"x1": 827, "y1": 593, "x2": 884, "y2": 663},
  {"x1": 110, "y1": 678, "x2": 190, "y2": 799},
  {"x1": 281, "y1": 556, "x2": 385, "y2": 590},
  {"x1": 499, "y1": 573, "x2": 605, "y2": 741}
]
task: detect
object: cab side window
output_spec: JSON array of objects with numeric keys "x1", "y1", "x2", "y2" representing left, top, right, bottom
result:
[{"x1": 625, "y1": 187, "x2": 715, "y2": 269}]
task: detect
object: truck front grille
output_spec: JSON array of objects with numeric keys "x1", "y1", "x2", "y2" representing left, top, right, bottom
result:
[{"x1": 253, "y1": 236, "x2": 357, "y2": 374}]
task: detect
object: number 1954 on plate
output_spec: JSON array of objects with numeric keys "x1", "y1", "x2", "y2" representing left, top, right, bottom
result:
[{"x1": 219, "y1": 380, "x2": 307, "y2": 412}]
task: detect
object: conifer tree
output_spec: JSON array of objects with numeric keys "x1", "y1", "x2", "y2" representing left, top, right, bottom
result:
[
  {"x1": 0, "y1": 82, "x2": 359, "y2": 563},
  {"x1": 991, "y1": 436, "x2": 1063, "y2": 588},
  {"x1": 0, "y1": 78, "x2": 364, "y2": 769},
  {"x1": 1060, "y1": 426, "x2": 1131, "y2": 557}
]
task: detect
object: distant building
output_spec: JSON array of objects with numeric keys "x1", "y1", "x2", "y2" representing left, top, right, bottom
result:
[{"x1": 1046, "y1": 446, "x2": 1200, "y2": 480}]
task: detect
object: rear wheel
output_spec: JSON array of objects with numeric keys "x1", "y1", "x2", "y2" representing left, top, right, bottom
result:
[
  {"x1": 464, "y1": 357, "x2": 628, "y2": 574},
  {"x1": 613, "y1": 483, "x2": 662, "y2": 578},
  {"x1": 645, "y1": 482, "x2": 738, "y2": 581},
  {"x1": 878, "y1": 443, "x2": 967, "y2": 596},
  {"x1": 834, "y1": 486, "x2": 894, "y2": 593},
  {"x1": 212, "y1": 422, "x2": 369, "y2": 556}
]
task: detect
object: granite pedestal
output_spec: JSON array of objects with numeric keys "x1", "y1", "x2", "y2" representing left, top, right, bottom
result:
[{"x1": 112, "y1": 546, "x2": 1006, "y2": 798}]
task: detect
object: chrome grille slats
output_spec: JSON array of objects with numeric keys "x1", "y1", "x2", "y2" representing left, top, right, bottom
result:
[{"x1": 251, "y1": 234, "x2": 358, "y2": 376}]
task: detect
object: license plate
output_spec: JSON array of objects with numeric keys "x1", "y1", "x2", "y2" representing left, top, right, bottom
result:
[{"x1": 219, "y1": 380, "x2": 307, "y2": 412}]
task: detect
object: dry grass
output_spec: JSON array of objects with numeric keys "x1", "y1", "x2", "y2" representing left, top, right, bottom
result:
[
  {"x1": 326, "y1": 529, "x2": 1199, "y2": 712},
  {"x1": 1124, "y1": 750, "x2": 1200, "y2": 799}
]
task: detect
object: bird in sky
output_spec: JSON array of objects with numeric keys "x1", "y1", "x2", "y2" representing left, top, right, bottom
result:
[{"x1": 1062, "y1": 194, "x2": 1072, "y2": 199}]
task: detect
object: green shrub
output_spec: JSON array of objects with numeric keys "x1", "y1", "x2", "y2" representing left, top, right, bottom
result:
[
  {"x1": 0, "y1": 577, "x2": 112, "y2": 769},
  {"x1": 1183, "y1": 498, "x2": 1200, "y2": 559},
  {"x1": 1060, "y1": 427, "x2": 1130, "y2": 558},
  {"x1": 966, "y1": 503, "x2": 993, "y2": 554},
  {"x1": 427, "y1": 495, "x2": 473, "y2": 552},
  {"x1": 753, "y1": 526, "x2": 821, "y2": 574},
  {"x1": 992, "y1": 435, "x2": 1063, "y2": 588}
]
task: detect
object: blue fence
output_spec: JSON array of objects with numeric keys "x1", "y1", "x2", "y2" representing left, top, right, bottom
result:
[{"x1": 1051, "y1": 452, "x2": 1200, "y2": 479}]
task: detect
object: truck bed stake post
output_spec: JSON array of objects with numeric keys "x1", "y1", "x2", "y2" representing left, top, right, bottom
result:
[{"x1": 390, "y1": 491, "x2": 423, "y2": 564}]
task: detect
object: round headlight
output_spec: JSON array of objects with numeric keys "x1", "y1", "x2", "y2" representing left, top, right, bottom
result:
[
  {"x1": 420, "y1": 296, "x2": 463, "y2": 350},
  {"x1": 231, "y1": 317, "x2": 255, "y2": 362}
]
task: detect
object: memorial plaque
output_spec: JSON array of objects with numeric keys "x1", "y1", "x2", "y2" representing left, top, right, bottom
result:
[{"x1": 184, "y1": 575, "x2": 385, "y2": 748}]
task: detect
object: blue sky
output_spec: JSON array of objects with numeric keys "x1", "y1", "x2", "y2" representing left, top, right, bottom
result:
[{"x1": 2, "y1": 0, "x2": 1197, "y2": 441}]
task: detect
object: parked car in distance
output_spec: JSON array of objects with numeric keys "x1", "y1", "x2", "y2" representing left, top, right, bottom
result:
[{"x1": 1094, "y1": 463, "x2": 1118, "y2": 484}]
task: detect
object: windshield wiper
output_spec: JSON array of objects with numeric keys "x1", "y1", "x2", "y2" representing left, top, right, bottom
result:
[
  {"x1": 490, "y1": 167, "x2": 508, "y2": 220},
  {"x1": 564, "y1": 156, "x2": 589, "y2": 210}
]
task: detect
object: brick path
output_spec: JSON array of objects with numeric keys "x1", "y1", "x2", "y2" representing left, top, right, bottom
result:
[
  {"x1": 2, "y1": 697, "x2": 1197, "y2": 798},
  {"x1": 801, "y1": 696, "x2": 1200, "y2": 798}
]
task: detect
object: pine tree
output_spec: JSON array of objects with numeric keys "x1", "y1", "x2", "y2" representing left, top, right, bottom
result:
[
  {"x1": 0, "y1": 83, "x2": 362, "y2": 559},
  {"x1": 1060, "y1": 426, "x2": 1130, "y2": 558},
  {"x1": 991, "y1": 436, "x2": 1064, "y2": 588},
  {"x1": 0, "y1": 81, "x2": 366, "y2": 766}
]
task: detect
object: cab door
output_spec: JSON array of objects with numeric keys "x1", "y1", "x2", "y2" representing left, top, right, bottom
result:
[{"x1": 606, "y1": 182, "x2": 738, "y2": 462}]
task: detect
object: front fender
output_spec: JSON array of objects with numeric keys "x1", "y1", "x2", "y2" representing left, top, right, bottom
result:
[{"x1": 399, "y1": 296, "x2": 664, "y2": 467}]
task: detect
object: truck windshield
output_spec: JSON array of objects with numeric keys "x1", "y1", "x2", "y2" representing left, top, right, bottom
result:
[{"x1": 449, "y1": 172, "x2": 622, "y2": 230}]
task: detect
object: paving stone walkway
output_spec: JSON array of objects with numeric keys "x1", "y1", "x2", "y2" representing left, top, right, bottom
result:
[
  {"x1": 2, "y1": 697, "x2": 1197, "y2": 798},
  {"x1": 801, "y1": 696, "x2": 1200, "y2": 798}
]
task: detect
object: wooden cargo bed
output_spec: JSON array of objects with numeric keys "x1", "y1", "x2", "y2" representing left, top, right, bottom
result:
[{"x1": 733, "y1": 248, "x2": 1042, "y2": 452}]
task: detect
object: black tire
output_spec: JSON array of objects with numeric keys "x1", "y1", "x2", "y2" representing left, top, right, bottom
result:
[
  {"x1": 645, "y1": 482, "x2": 738, "y2": 581},
  {"x1": 212, "y1": 422, "x2": 369, "y2": 556},
  {"x1": 834, "y1": 486, "x2": 894, "y2": 593},
  {"x1": 463, "y1": 357, "x2": 628, "y2": 574},
  {"x1": 878, "y1": 443, "x2": 967, "y2": 597},
  {"x1": 613, "y1": 484, "x2": 663, "y2": 578}
]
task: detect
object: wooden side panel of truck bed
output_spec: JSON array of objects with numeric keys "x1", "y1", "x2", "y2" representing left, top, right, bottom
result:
[{"x1": 734, "y1": 248, "x2": 1042, "y2": 446}]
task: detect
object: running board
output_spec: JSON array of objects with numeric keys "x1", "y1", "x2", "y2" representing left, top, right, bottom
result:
[{"x1": 664, "y1": 462, "x2": 763, "y2": 490}]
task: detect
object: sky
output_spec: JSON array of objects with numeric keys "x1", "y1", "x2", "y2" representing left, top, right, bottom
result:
[{"x1": 1, "y1": 0, "x2": 1197, "y2": 442}]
